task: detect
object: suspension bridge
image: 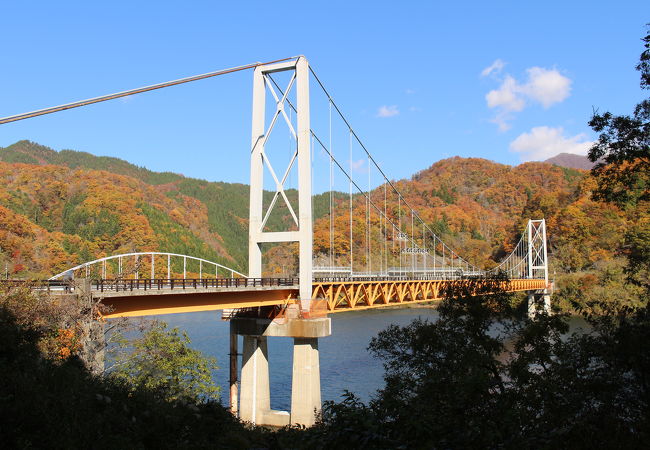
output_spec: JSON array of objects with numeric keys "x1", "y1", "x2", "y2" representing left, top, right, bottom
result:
[{"x1": 1, "y1": 56, "x2": 550, "y2": 427}]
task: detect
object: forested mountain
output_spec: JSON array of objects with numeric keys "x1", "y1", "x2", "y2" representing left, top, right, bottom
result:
[
  {"x1": 544, "y1": 152, "x2": 595, "y2": 170},
  {"x1": 0, "y1": 141, "x2": 337, "y2": 277},
  {"x1": 0, "y1": 140, "x2": 636, "y2": 311}
]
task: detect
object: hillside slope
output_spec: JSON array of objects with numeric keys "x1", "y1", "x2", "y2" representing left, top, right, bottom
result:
[
  {"x1": 0, "y1": 141, "x2": 627, "y2": 286},
  {"x1": 0, "y1": 141, "x2": 341, "y2": 275}
]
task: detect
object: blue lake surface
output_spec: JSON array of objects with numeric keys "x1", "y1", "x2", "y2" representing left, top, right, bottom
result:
[{"x1": 117, "y1": 308, "x2": 439, "y2": 411}]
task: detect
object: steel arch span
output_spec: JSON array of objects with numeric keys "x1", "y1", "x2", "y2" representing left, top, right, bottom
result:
[{"x1": 49, "y1": 252, "x2": 247, "y2": 280}]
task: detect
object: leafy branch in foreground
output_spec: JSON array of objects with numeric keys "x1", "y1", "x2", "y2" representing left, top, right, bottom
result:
[
  {"x1": 588, "y1": 25, "x2": 650, "y2": 208},
  {"x1": 278, "y1": 273, "x2": 649, "y2": 449},
  {"x1": 109, "y1": 321, "x2": 219, "y2": 404}
]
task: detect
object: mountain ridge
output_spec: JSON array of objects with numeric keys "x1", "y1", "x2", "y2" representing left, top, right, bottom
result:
[
  {"x1": 544, "y1": 152, "x2": 594, "y2": 171},
  {"x1": 0, "y1": 140, "x2": 620, "y2": 282}
]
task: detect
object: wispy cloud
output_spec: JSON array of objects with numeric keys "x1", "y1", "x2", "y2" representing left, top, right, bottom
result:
[
  {"x1": 405, "y1": 89, "x2": 416, "y2": 95},
  {"x1": 509, "y1": 126, "x2": 593, "y2": 161},
  {"x1": 490, "y1": 112, "x2": 515, "y2": 132},
  {"x1": 481, "y1": 59, "x2": 505, "y2": 77},
  {"x1": 484, "y1": 64, "x2": 572, "y2": 131},
  {"x1": 349, "y1": 158, "x2": 367, "y2": 172},
  {"x1": 376, "y1": 105, "x2": 399, "y2": 118}
]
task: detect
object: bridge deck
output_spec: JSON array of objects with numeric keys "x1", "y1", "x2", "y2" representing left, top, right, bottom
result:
[{"x1": 83, "y1": 277, "x2": 547, "y2": 318}]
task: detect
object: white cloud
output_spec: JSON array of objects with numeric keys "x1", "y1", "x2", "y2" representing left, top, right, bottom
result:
[
  {"x1": 521, "y1": 67, "x2": 571, "y2": 108},
  {"x1": 509, "y1": 126, "x2": 593, "y2": 161},
  {"x1": 484, "y1": 66, "x2": 572, "y2": 130},
  {"x1": 350, "y1": 158, "x2": 366, "y2": 172},
  {"x1": 486, "y1": 75, "x2": 525, "y2": 112},
  {"x1": 377, "y1": 105, "x2": 399, "y2": 118},
  {"x1": 490, "y1": 112, "x2": 514, "y2": 132},
  {"x1": 405, "y1": 89, "x2": 416, "y2": 95},
  {"x1": 481, "y1": 59, "x2": 505, "y2": 77}
]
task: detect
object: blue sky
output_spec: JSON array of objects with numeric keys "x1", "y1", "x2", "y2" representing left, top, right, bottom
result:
[{"x1": 0, "y1": 1, "x2": 647, "y2": 191}]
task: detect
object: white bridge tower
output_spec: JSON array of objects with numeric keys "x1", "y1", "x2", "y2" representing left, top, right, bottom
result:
[{"x1": 248, "y1": 56, "x2": 312, "y2": 308}]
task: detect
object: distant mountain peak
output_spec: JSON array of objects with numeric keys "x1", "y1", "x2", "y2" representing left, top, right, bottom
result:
[{"x1": 544, "y1": 153, "x2": 593, "y2": 171}]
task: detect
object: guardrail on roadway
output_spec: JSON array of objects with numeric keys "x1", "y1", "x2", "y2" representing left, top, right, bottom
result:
[{"x1": 93, "y1": 277, "x2": 299, "y2": 292}]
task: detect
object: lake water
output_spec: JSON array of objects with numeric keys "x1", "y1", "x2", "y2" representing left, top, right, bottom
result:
[
  {"x1": 118, "y1": 307, "x2": 439, "y2": 411},
  {"x1": 113, "y1": 308, "x2": 589, "y2": 412}
]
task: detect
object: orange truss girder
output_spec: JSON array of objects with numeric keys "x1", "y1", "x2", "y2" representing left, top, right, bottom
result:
[{"x1": 311, "y1": 279, "x2": 547, "y2": 312}]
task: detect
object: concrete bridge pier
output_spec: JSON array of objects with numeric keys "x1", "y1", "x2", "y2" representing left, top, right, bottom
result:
[
  {"x1": 527, "y1": 288, "x2": 551, "y2": 318},
  {"x1": 231, "y1": 316, "x2": 331, "y2": 427},
  {"x1": 239, "y1": 334, "x2": 289, "y2": 426}
]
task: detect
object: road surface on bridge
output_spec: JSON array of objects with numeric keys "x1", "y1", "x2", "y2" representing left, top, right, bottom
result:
[{"x1": 73, "y1": 276, "x2": 548, "y2": 318}]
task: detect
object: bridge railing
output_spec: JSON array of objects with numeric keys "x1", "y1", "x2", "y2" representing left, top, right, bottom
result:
[
  {"x1": 93, "y1": 277, "x2": 299, "y2": 292},
  {"x1": 0, "y1": 279, "x2": 73, "y2": 292}
]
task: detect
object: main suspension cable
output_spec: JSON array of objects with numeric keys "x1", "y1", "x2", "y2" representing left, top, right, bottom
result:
[{"x1": 1, "y1": 56, "x2": 300, "y2": 125}]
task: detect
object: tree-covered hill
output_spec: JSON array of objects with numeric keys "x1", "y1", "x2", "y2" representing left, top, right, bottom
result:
[
  {"x1": 0, "y1": 140, "x2": 638, "y2": 313},
  {"x1": 0, "y1": 141, "x2": 340, "y2": 277}
]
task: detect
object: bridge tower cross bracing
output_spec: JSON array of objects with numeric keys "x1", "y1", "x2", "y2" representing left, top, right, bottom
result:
[
  {"x1": 249, "y1": 56, "x2": 312, "y2": 309},
  {"x1": 241, "y1": 56, "x2": 329, "y2": 428},
  {"x1": 526, "y1": 219, "x2": 551, "y2": 317}
]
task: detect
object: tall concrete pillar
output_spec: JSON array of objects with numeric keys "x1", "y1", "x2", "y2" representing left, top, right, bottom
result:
[
  {"x1": 229, "y1": 326, "x2": 239, "y2": 416},
  {"x1": 527, "y1": 289, "x2": 552, "y2": 318},
  {"x1": 238, "y1": 334, "x2": 291, "y2": 426},
  {"x1": 239, "y1": 336, "x2": 271, "y2": 423},
  {"x1": 231, "y1": 316, "x2": 331, "y2": 427},
  {"x1": 291, "y1": 337, "x2": 321, "y2": 426},
  {"x1": 542, "y1": 288, "x2": 551, "y2": 314},
  {"x1": 527, "y1": 291, "x2": 537, "y2": 319}
]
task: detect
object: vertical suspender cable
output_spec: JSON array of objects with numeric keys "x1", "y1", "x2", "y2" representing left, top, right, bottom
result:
[
  {"x1": 433, "y1": 234, "x2": 437, "y2": 279},
  {"x1": 442, "y1": 244, "x2": 445, "y2": 277},
  {"x1": 423, "y1": 221, "x2": 426, "y2": 278},
  {"x1": 349, "y1": 129, "x2": 353, "y2": 275},
  {"x1": 329, "y1": 100, "x2": 333, "y2": 273},
  {"x1": 397, "y1": 196, "x2": 403, "y2": 277},
  {"x1": 411, "y1": 210, "x2": 415, "y2": 278},
  {"x1": 367, "y1": 155, "x2": 371, "y2": 274},
  {"x1": 390, "y1": 204, "x2": 395, "y2": 274},
  {"x1": 384, "y1": 183, "x2": 388, "y2": 274}
]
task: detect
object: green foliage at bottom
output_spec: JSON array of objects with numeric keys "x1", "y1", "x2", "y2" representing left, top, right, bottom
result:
[
  {"x1": 0, "y1": 302, "x2": 268, "y2": 449},
  {"x1": 110, "y1": 322, "x2": 220, "y2": 404},
  {"x1": 1, "y1": 280, "x2": 648, "y2": 448},
  {"x1": 282, "y1": 279, "x2": 650, "y2": 449}
]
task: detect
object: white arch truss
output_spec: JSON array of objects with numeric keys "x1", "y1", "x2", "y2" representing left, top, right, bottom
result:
[{"x1": 49, "y1": 252, "x2": 247, "y2": 280}]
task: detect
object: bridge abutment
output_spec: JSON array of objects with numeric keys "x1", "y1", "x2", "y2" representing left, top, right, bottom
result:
[{"x1": 231, "y1": 316, "x2": 331, "y2": 427}]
